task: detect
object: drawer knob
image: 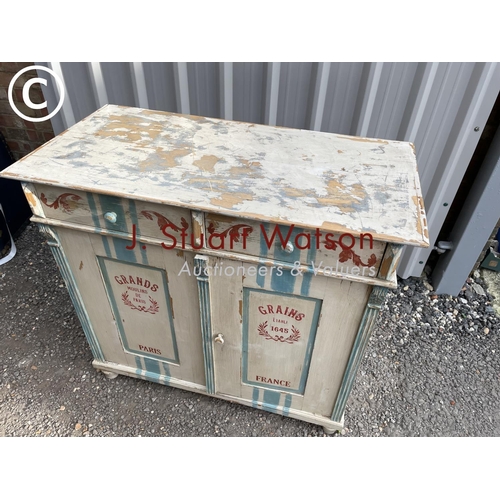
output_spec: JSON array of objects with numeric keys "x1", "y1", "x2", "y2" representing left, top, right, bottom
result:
[
  {"x1": 104, "y1": 212, "x2": 117, "y2": 224},
  {"x1": 214, "y1": 333, "x2": 224, "y2": 345},
  {"x1": 282, "y1": 242, "x2": 294, "y2": 253}
]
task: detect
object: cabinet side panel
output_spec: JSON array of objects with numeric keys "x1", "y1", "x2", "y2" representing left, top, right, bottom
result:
[
  {"x1": 331, "y1": 285, "x2": 388, "y2": 422},
  {"x1": 302, "y1": 280, "x2": 371, "y2": 416},
  {"x1": 54, "y1": 227, "x2": 128, "y2": 365}
]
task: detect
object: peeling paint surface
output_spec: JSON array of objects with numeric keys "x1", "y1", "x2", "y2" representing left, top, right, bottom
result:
[{"x1": 1, "y1": 105, "x2": 429, "y2": 247}]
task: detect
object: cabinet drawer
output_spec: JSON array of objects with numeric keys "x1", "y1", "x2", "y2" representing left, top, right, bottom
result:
[
  {"x1": 35, "y1": 185, "x2": 192, "y2": 241},
  {"x1": 204, "y1": 213, "x2": 386, "y2": 277}
]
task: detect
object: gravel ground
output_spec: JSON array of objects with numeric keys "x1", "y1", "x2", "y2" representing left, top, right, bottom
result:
[{"x1": 1, "y1": 223, "x2": 499, "y2": 437}]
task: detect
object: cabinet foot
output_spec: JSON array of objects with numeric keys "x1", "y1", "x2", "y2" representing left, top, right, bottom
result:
[
  {"x1": 323, "y1": 426, "x2": 340, "y2": 435},
  {"x1": 101, "y1": 370, "x2": 119, "y2": 380}
]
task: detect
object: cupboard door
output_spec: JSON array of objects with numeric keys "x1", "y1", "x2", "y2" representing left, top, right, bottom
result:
[
  {"x1": 208, "y1": 257, "x2": 371, "y2": 417},
  {"x1": 55, "y1": 227, "x2": 206, "y2": 388}
]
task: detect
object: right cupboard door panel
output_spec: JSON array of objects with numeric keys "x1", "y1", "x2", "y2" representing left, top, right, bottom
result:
[{"x1": 209, "y1": 257, "x2": 372, "y2": 417}]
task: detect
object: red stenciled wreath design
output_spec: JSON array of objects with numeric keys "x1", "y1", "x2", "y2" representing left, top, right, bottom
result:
[
  {"x1": 40, "y1": 193, "x2": 82, "y2": 214},
  {"x1": 121, "y1": 292, "x2": 159, "y2": 314},
  {"x1": 258, "y1": 321, "x2": 300, "y2": 344}
]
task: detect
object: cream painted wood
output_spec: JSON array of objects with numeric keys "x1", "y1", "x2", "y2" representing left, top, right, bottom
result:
[
  {"x1": 98, "y1": 257, "x2": 179, "y2": 362},
  {"x1": 56, "y1": 227, "x2": 206, "y2": 386},
  {"x1": 92, "y1": 360, "x2": 207, "y2": 394},
  {"x1": 302, "y1": 280, "x2": 371, "y2": 415},
  {"x1": 1, "y1": 105, "x2": 430, "y2": 433},
  {"x1": 205, "y1": 212, "x2": 385, "y2": 275},
  {"x1": 3, "y1": 104, "x2": 429, "y2": 247},
  {"x1": 377, "y1": 243, "x2": 404, "y2": 282},
  {"x1": 21, "y1": 182, "x2": 45, "y2": 217},
  {"x1": 30, "y1": 214, "x2": 397, "y2": 289},
  {"x1": 91, "y1": 359, "x2": 343, "y2": 433},
  {"x1": 244, "y1": 290, "x2": 319, "y2": 392},
  {"x1": 210, "y1": 257, "x2": 371, "y2": 417},
  {"x1": 56, "y1": 228, "x2": 129, "y2": 366},
  {"x1": 32, "y1": 184, "x2": 192, "y2": 242}
]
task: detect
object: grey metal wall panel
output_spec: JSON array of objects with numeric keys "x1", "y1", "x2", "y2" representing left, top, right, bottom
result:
[
  {"x1": 233, "y1": 62, "x2": 265, "y2": 124},
  {"x1": 322, "y1": 62, "x2": 365, "y2": 135},
  {"x1": 60, "y1": 62, "x2": 98, "y2": 124},
  {"x1": 142, "y1": 63, "x2": 177, "y2": 113},
  {"x1": 370, "y1": 62, "x2": 419, "y2": 139},
  {"x1": 187, "y1": 62, "x2": 220, "y2": 118},
  {"x1": 276, "y1": 62, "x2": 314, "y2": 129},
  {"x1": 33, "y1": 61, "x2": 500, "y2": 280},
  {"x1": 398, "y1": 62, "x2": 500, "y2": 278},
  {"x1": 100, "y1": 62, "x2": 136, "y2": 107},
  {"x1": 432, "y1": 125, "x2": 500, "y2": 295}
]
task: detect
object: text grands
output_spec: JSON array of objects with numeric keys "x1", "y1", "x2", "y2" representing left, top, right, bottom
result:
[{"x1": 114, "y1": 274, "x2": 159, "y2": 291}]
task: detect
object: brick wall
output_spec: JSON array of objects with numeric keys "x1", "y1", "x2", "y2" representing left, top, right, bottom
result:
[{"x1": 0, "y1": 62, "x2": 55, "y2": 161}]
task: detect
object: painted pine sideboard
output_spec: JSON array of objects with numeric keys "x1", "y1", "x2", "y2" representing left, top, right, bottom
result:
[{"x1": 1, "y1": 105, "x2": 428, "y2": 434}]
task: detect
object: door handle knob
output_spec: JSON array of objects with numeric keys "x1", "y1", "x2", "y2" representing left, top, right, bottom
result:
[
  {"x1": 104, "y1": 212, "x2": 117, "y2": 224},
  {"x1": 214, "y1": 333, "x2": 224, "y2": 345}
]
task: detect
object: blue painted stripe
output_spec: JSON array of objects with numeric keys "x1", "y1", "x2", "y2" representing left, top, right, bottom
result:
[
  {"x1": 241, "y1": 289, "x2": 250, "y2": 391},
  {"x1": 86, "y1": 192, "x2": 101, "y2": 228},
  {"x1": 300, "y1": 231, "x2": 317, "y2": 297},
  {"x1": 143, "y1": 356, "x2": 160, "y2": 376},
  {"x1": 161, "y1": 360, "x2": 171, "y2": 378},
  {"x1": 135, "y1": 356, "x2": 143, "y2": 373},
  {"x1": 252, "y1": 387, "x2": 260, "y2": 409},
  {"x1": 86, "y1": 193, "x2": 112, "y2": 257},
  {"x1": 298, "y1": 298, "x2": 322, "y2": 393},
  {"x1": 134, "y1": 355, "x2": 171, "y2": 386},
  {"x1": 101, "y1": 236, "x2": 112, "y2": 257},
  {"x1": 111, "y1": 236, "x2": 137, "y2": 263},
  {"x1": 263, "y1": 390, "x2": 281, "y2": 414},
  {"x1": 201, "y1": 283, "x2": 214, "y2": 393},
  {"x1": 194, "y1": 256, "x2": 215, "y2": 394},
  {"x1": 283, "y1": 394, "x2": 292, "y2": 416},
  {"x1": 128, "y1": 199, "x2": 148, "y2": 265},
  {"x1": 256, "y1": 222, "x2": 270, "y2": 288},
  {"x1": 271, "y1": 225, "x2": 303, "y2": 293},
  {"x1": 271, "y1": 268, "x2": 296, "y2": 294},
  {"x1": 98, "y1": 194, "x2": 135, "y2": 263}
]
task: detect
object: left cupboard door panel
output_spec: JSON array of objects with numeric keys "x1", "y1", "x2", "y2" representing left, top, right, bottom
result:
[{"x1": 55, "y1": 227, "x2": 206, "y2": 387}]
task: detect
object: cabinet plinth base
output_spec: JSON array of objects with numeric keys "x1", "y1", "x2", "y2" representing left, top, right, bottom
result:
[
  {"x1": 323, "y1": 426, "x2": 340, "y2": 435},
  {"x1": 91, "y1": 359, "x2": 345, "y2": 433},
  {"x1": 100, "y1": 370, "x2": 119, "y2": 380}
]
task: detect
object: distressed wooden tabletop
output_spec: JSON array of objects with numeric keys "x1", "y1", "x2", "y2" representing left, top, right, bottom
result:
[{"x1": 1, "y1": 104, "x2": 428, "y2": 246}]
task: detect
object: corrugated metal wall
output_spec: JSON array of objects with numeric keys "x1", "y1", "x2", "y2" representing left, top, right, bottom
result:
[{"x1": 35, "y1": 62, "x2": 500, "y2": 278}]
